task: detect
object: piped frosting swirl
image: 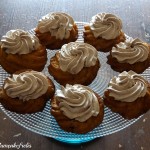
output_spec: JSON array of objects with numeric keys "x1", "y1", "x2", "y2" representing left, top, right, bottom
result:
[
  {"x1": 4, "y1": 71, "x2": 49, "y2": 101},
  {"x1": 90, "y1": 13, "x2": 122, "y2": 40},
  {"x1": 55, "y1": 84, "x2": 100, "y2": 122},
  {"x1": 37, "y1": 12, "x2": 74, "y2": 40},
  {"x1": 107, "y1": 71, "x2": 148, "y2": 102},
  {"x1": 111, "y1": 37, "x2": 149, "y2": 64},
  {"x1": 1, "y1": 29, "x2": 40, "y2": 54},
  {"x1": 59, "y1": 42, "x2": 98, "y2": 74}
]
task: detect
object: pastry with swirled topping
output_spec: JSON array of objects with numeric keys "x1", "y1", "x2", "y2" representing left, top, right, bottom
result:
[
  {"x1": 0, "y1": 29, "x2": 47, "y2": 74},
  {"x1": 0, "y1": 70, "x2": 55, "y2": 114},
  {"x1": 107, "y1": 37, "x2": 150, "y2": 73},
  {"x1": 103, "y1": 71, "x2": 150, "y2": 119},
  {"x1": 83, "y1": 13, "x2": 125, "y2": 52},
  {"x1": 51, "y1": 84, "x2": 104, "y2": 134},
  {"x1": 48, "y1": 42, "x2": 100, "y2": 85},
  {"x1": 35, "y1": 12, "x2": 78, "y2": 49}
]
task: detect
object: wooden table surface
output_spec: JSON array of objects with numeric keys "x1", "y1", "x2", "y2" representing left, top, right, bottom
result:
[{"x1": 0, "y1": 0, "x2": 150, "y2": 149}]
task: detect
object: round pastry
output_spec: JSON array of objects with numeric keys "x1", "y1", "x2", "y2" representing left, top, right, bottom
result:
[
  {"x1": 103, "y1": 71, "x2": 150, "y2": 119},
  {"x1": 35, "y1": 12, "x2": 78, "y2": 49},
  {"x1": 51, "y1": 84, "x2": 104, "y2": 134},
  {"x1": 83, "y1": 13, "x2": 125, "y2": 52},
  {"x1": 0, "y1": 29, "x2": 47, "y2": 74},
  {"x1": 0, "y1": 70, "x2": 55, "y2": 114},
  {"x1": 48, "y1": 42, "x2": 100, "y2": 85},
  {"x1": 107, "y1": 37, "x2": 150, "y2": 73}
]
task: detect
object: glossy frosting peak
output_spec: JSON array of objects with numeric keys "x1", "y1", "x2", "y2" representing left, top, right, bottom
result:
[
  {"x1": 59, "y1": 42, "x2": 98, "y2": 74},
  {"x1": 37, "y1": 12, "x2": 74, "y2": 40},
  {"x1": 107, "y1": 71, "x2": 148, "y2": 102},
  {"x1": 55, "y1": 84, "x2": 100, "y2": 122},
  {"x1": 90, "y1": 13, "x2": 122, "y2": 40},
  {"x1": 1, "y1": 29, "x2": 40, "y2": 54},
  {"x1": 4, "y1": 71, "x2": 49, "y2": 101},
  {"x1": 111, "y1": 38, "x2": 149, "y2": 64}
]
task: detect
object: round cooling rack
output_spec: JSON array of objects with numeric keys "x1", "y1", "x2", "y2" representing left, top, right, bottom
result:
[{"x1": 0, "y1": 22, "x2": 148, "y2": 144}]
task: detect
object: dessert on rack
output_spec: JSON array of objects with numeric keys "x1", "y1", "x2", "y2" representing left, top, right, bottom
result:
[
  {"x1": 51, "y1": 84, "x2": 104, "y2": 134},
  {"x1": 48, "y1": 42, "x2": 100, "y2": 85},
  {"x1": 104, "y1": 71, "x2": 150, "y2": 119},
  {"x1": 107, "y1": 37, "x2": 150, "y2": 73},
  {"x1": 0, "y1": 29, "x2": 47, "y2": 74},
  {"x1": 84, "y1": 13, "x2": 125, "y2": 52},
  {"x1": 35, "y1": 12, "x2": 78, "y2": 49},
  {"x1": 0, "y1": 70, "x2": 55, "y2": 114}
]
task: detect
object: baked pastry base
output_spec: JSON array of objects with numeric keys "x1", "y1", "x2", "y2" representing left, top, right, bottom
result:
[
  {"x1": 48, "y1": 52, "x2": 100, "y2": 86},
  {"x1": 83, "y1": 25, "x2": 125, "y2": 52},
  {"x1": 107, "y1": 47, "x2": 150, "y2": 73},
  {"x1": 0, "y1": 45, "x2": 47, "y2": 74},
  {"x1": 51, "y1": 92, "x2": 104, "y2": 134},
  {"x1": 103, "y1": 84, "x2": 150, "y2": 119},
  {"x1": 35, "y1": 24, "x2": 78, "y2": 50},
  {"x1": 0, "y1": 70, "x2": 55, "y2": 114}
]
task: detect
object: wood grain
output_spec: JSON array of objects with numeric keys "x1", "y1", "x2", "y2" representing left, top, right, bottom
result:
[{"x1": 0, "y1": 0, "x2": 150, "y2": 149}]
